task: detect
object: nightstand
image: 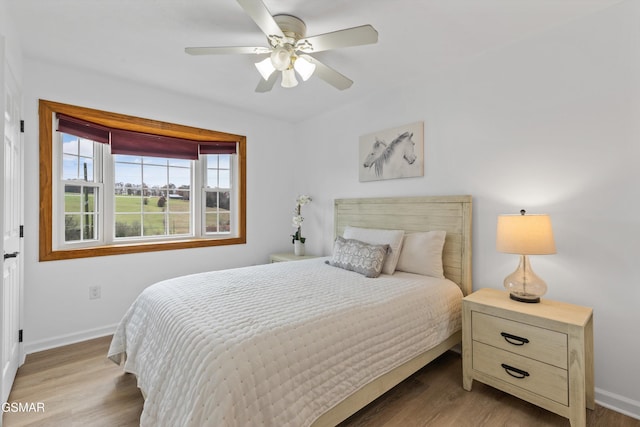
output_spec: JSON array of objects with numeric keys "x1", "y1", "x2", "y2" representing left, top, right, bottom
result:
[
  {"x1": 462, "y1": 288, "x2": 594, "y2": 427},
  {"x1": 269, "y1": 252, "x2": 318, "y2": 263}
]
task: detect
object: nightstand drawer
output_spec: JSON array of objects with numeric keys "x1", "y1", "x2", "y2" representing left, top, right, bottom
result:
[
  {"x1": 472, "y1": 311, "x2": 567, "y2": 369},
  {"x1": 473, "y1": 341, "x2": 568, "y2": 406}
]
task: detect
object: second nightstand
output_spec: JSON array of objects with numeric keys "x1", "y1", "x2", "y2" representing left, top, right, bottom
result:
[
  {"x1": 269, "y1": 252, "x2": 318, "y2": 263},
  {"x1": 462, "y1": 288, "x2": 594, "y2": 427}
]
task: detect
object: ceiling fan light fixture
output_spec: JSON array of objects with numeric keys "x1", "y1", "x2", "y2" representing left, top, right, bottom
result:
[
  {"x1": 270, "y1": 45, "x2": 293, "y2": 71},
  {"x1": 293, "y1": 56, "x2": 316, "y2": 81},
  {"x1": 281, "y1": 68, "x2": 298, "y2": 88},
  {"x1": 255, "y1": 57, "x2": 276, "y2": 80}
]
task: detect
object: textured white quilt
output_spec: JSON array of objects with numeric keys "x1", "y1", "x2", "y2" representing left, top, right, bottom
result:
[{"x1": 108, "y1": 257, "x2": 462, "y2": 427}]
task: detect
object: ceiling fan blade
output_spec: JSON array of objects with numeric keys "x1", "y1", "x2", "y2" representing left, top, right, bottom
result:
[
  {"x1": 255, "y1": 72, "x2": 279, "y2": 93},
  {"x1": 236, "y1": 0, "x2": 285, "y2": 39},
  {"x1": 296, "y1": 25, "x2": 378, "y2": 53},
  {"x1": 185, "y1": 46, "x2": 271, "y2": 55},
  {"x1": 300, "y1": 55, "x2": 353, "y2": 90}
]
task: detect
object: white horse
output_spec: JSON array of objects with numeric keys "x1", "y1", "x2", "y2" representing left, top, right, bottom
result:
[{"x1": 362, "y1": 131, "x2": 417, "y2": 177}]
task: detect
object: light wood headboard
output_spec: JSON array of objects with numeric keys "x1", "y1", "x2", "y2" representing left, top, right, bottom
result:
[{"x1": 334, "y1": 195, "x2": 473, "y2": 296}]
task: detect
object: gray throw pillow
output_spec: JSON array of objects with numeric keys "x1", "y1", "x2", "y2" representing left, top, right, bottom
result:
[{"x1": 326, "y1": 236, "x2": 390, "y2": 278}]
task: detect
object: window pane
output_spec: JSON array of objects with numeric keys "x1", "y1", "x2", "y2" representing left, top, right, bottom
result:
[
  {"x1": 62, "y1": 137, "x2": 96, "y2": 181},
  {"x1": 62, "y1": 135, "x2": 78, "y2": 154},
  {"x1": 115, "y1": 163, "x2": 142, "y2": 190},
  {"x1": 205, "y1": 213, "x2": 218, "y2": 233},
  {"x1": 204, "y1": 189, "x2": 230, "y2": 235},
  {"x1": 65, "y1": 214, "x2": 82, "y2": 241},
  {"x1": 168, "y1": 193, "x2": 190, "y2": 213},
  {"x1": 205, "y1": 191, "x2": 217, "y2": 210},
  {"x1": 116, "y1": 194, "x2": 143, "y2": 213},
  {"x1": 219, "y1": 212, "x2": 230, "y2": 232},
  {"x1": 115, "y1": 155, "x2": 193, "y2": 240},
  {"x1": 143, "y1": 163, "x2": 167, "y2": 187},
  {"x1": 218, "y1": 170, "x2": 230, "y2": 188},
  {"x1": 169, "y1": 167, "x2": 190, "y2": 188},
  {"x1": 218, "y1": 155, "x2": 230, "y2": 169},
  {"x1": 63, "y1": 155, "x2": 79, "y2": 180},
  {"x1": 64, "y1": 186, "x2": 81, "y2": 212},
  {"x1": 82, "y1": 187, "x2": 96, "y2": 213},
  {"x1": 83, "y1": 213, "x2": 98, "y2": 240},
  {"x1": 142, "y1": 213, "x2": 165, "y2": 236},
  {"x1": 64, "y1": 185, "x2": 99, "y2": 243},
  {"x1": 219, "y1": 191, "x2": 230, "y2": 210},
  {"x1": 206, "y1": 172, "x2": 218, "y2": 188},
  {"x1": 115, "y1": 214, "x2": 142, "y2": 238},
  {"x1": 80, "y1": 158, "x2": 94, "y2": 181},
  {"x1": 168, "y1": 213, "x2": 190, "y2": 235},
  {"x1": 82, "y1": 187, "x2": 98, "y2": 241},
  {"x1": 205, "y1": 154, "x2": 231, "y2": 190}
]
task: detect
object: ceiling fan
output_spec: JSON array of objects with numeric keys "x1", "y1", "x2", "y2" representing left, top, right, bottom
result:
[{"x1": 185, "y1": 0, "x2": 378, "y2": 92}]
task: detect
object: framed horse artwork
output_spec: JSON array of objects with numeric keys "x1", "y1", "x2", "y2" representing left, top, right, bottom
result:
[{"x1": 359, "y1": 121, "x2": 424, "y2": 182}]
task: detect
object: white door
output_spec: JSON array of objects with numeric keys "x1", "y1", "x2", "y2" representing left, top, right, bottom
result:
[{"x1": 1, "y1": 58, "x2": 23, "y2": 406}]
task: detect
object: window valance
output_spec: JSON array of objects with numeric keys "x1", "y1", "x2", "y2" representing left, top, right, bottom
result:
[{"x1": 57, "y1": 114, "x2": 237, "y2": 160}]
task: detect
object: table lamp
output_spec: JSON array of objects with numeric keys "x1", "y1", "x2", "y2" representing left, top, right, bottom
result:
[{"x1": 496, "y1": 210, "x2": 556, "y2": 303}]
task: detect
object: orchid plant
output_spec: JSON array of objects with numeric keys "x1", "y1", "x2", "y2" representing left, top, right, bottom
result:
[{"x1": 291, "y1": 194, "x2": 312, "y2": 243}]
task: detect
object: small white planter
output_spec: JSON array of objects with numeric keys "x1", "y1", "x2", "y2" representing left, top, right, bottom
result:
[{"x1": 294, "y1": 241, "x2": 305, "y2": 256}]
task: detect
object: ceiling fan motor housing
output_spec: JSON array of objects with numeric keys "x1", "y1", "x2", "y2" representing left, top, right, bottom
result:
[{"x1": 271, "y1": 14, "x2": 307, "y2": 45}]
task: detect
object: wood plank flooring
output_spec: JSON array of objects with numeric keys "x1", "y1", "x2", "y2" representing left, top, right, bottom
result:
[{"x1": 3, "y1": 336, "x2": 639, "y2": 426}]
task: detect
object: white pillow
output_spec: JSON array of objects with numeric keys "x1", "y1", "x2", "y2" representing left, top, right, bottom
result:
[
  {"x1": 396, "y1": 231, "x2": 446, "y2": 278},
  {"x1": 342, "y1": 226, "x2": 404, "y2": 275}
]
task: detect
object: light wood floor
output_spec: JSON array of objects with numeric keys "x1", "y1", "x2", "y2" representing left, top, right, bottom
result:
[{"x1": 3, "y1": 336, "x2": 639, "y2": 427}]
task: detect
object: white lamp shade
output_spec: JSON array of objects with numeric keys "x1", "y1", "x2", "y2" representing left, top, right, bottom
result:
[
  {"x1": 293, "y1": 56, "x2": 316, "y2": 81},
  {"x1": 496, "y1": 213, "x2": 556, "y2": 255},
  {"x1": 270, "y1": 45, "x2": 292, "y2": 71},
  {"x1": 255, "y1": 57, "x2": 276, "y2": 81},
  {"x1": 281, "y1": 68, "x2": 298, "y2": 88}
]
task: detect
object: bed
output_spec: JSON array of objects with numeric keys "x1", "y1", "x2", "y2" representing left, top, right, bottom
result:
[{"x1": 108, "y1": 195, "x2": 473, "y2": 426}]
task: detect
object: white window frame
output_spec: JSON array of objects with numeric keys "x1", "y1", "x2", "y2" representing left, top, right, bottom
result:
[{"x1": 53, "y1": 138, "x2": 239, "y2": 250}]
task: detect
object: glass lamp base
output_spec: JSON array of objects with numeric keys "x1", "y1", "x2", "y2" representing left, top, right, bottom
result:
[{"x1": 504, "y1": 254, "x2": 547, "y2": 304}]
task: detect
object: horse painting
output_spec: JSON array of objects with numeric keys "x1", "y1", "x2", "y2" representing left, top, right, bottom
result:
[{"x1": 362, "y1": 131, "x2": 420, "y2": 180}]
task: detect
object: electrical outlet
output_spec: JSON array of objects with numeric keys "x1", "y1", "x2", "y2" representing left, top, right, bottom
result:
[{"x1": 89, "y1": 285, "x2": 101, "y2": 300}]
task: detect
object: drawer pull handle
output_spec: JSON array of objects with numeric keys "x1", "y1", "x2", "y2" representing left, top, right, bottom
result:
[
  {"x1": 501, "y1": 332, "x2": 529, "y2": 346},
  {"x1": 501, "y1": 363, "x2": 530, "y2": 379}
]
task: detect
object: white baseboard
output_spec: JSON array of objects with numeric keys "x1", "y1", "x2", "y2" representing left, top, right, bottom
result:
[
  {"x1": 596, "y1": 388, "x2": 640, "y2": 421},
  {"x1": 23, "y1": 324, "x2": 118, "y2": 355}
]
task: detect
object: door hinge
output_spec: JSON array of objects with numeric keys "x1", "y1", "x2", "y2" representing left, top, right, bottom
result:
[
  {"x1": 18, "y1": 330, "x2": 23, "y2": 343},
  {"x1": 20, "y1": 120, "x2": 25, "y2": 133},
  {"x1": 20, "y1": 225, "x2": 24, "y2": 238}
]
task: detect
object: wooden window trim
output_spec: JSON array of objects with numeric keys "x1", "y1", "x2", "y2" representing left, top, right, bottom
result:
[{"x1": 39, "y1": 99, "x2": 247, "y2": 261}]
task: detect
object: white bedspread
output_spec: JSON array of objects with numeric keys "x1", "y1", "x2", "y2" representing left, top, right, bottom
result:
[{"x1": 108, "y1": 257, "x2": 462, "y2": 427}]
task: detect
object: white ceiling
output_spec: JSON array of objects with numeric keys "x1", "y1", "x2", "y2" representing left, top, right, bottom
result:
[{"x1": 6, "y1": 0, "x2": 623, "y2": 123}]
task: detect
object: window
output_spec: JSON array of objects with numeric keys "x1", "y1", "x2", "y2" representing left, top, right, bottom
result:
[{"x1": 39, "y1": 99, "x2": 246, "y2": 261}]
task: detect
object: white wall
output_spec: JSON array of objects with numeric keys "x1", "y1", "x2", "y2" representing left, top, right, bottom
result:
[
  {"x1": 0, "y1": 0, "x2": 22, "y2": 79},
  {"x1": 294, "y1": 0, "x2": 640, "y2": 419},
  {"x1": 21, "y1": 59, "x2": 297, "y2": 351}
]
